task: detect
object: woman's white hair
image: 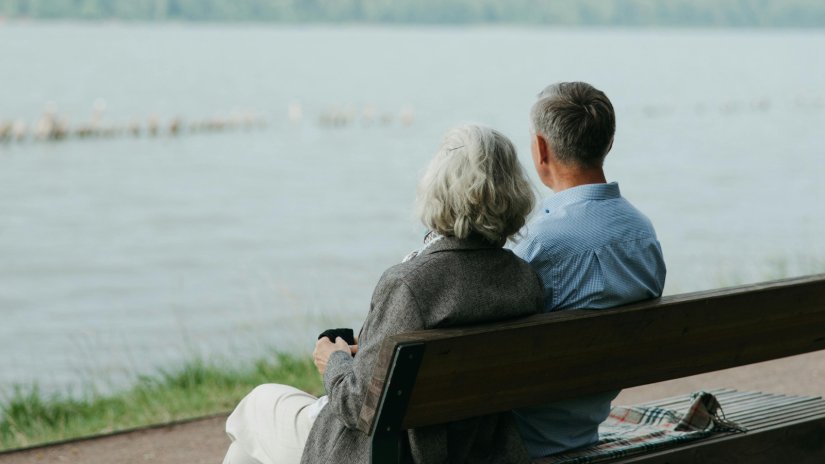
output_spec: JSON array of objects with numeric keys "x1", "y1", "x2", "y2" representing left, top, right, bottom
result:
[{"x1": 416, "y1": 124, "x2": 535, "y2": 243}]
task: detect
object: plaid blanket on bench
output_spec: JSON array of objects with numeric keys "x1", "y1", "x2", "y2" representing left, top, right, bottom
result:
[{"x1": 537, "y1": 392, "x2": 746, "y2": 464}]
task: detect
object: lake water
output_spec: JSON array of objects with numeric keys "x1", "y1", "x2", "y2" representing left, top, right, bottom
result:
[{"x1": 1, "y1": 24, "x2": 824, "y2": 395}]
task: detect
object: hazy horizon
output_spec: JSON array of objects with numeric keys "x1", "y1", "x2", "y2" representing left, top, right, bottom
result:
[{"x1": 2, "y1": 0, "x2": 825, "y2": 28}]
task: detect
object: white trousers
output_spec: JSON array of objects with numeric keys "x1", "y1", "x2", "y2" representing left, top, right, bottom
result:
[{"x1": 223, "y1": 384, "x2": 318, "y2": 464}]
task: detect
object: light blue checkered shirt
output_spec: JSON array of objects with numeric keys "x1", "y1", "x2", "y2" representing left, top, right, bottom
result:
[{"x1": 510, "y1": 182, "x2": 666, "y2": 458}]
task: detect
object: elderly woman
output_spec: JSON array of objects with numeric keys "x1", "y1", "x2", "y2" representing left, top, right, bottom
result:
[{"x1": 223, "y1": 124, "x2": 544, "y2": 464}]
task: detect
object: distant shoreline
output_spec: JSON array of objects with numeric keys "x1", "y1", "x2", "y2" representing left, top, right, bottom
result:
[
  {"x1": 2, "y1": 19, "x2": 825, "y2": 31},
  {"x1": 2, "y1": 0, "x2": 825, "y2": 29}
]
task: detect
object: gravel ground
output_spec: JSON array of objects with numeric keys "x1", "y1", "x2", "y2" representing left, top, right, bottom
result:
[{"x1": 1, "y1": 351, "x2": 822, "y2": 464}]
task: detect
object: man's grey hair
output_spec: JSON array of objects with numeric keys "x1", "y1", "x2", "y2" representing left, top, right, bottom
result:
[
  {"x1": 416, "y1": 124, "x2": 535, "y2": 243},
  {"x1": 530, "y1": 82, "x2": 616, "y2": 168}
]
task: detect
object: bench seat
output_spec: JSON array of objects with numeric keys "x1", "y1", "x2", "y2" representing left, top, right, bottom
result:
[
  {"x1": 533, "y1": 389, "x2": 825, "y2": 464},
  {"x1": 363, "y1": 275, "x2": 825, "y2": 463}
]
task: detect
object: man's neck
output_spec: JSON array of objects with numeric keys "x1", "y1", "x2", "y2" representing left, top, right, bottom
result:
[{"x1": 546, "y1": 166, "x2": 607, "y2": 192}]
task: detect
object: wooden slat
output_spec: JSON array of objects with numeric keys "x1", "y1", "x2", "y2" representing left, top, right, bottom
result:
[
  {"x1": 612, "y1": 415, "x2": 825, "y2": 463},
  {"x1": 529, "y1": 391, "x2": 825, "y2": 464},
  {"x1": 741, "y1": 405, "x2": 825, "y2": 429},
  {"x1": 358, "y1": 274, "x2": 825, "y2": 431}
]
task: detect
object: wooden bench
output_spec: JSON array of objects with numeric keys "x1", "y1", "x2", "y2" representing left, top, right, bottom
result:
[{"x1": 356, "y1": 273, "x2": 825, "y2": 463}]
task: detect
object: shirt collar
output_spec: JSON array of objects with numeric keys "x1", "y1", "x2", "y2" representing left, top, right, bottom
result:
[
  {"x1": 421, "y1": 233, "x2": 500, "y2": 257},
  {"x1": 541, "y1": 182, "x2": 621, "y2": 213}
]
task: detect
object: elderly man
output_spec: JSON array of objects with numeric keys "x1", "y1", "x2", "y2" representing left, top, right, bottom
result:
[{"x1": 511, "y1": 82, "x2": 667, "y2": 458}]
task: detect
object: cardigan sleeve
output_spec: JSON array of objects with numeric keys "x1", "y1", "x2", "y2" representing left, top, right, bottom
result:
[{"x1": 322, "y1": 271, "x2": 423, "y2": 430}]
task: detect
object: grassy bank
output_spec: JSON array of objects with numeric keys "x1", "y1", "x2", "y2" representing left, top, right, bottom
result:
[{"x1": 0, "y1": 353, "x2": 323, "y2": 452}]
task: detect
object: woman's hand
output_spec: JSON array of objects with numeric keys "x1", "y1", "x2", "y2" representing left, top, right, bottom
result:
[{"x1": 313, "y1": 337, "x2": 354, "y2": 375}]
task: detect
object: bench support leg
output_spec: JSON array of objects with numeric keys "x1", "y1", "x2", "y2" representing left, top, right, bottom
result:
[{"x1": 369, "y1": 343, "x2": 425, "y2": 464}]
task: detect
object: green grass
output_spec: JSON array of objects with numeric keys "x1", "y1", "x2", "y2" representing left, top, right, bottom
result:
[{"x1": 0, "y1": 353, "x2": 323, "y2": 452}]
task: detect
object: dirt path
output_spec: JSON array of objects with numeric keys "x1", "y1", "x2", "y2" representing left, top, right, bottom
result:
[
  {"x1": 615, "y1": 350, "x2": 825, "y2": 404},
  {"x1": 0, "y1": 415, "x2": 230, "y2": 464},
  {"x1": 1, "y1": 351, "x2": 822, "y2": 464}
]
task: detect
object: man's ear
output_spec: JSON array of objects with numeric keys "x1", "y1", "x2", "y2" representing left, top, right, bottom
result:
[{"x1": 535, "y1": 134, "x2": 551, "y2": 165}]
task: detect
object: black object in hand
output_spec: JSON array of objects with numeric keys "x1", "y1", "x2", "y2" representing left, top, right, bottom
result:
[{"x1": 318, "y1": 328, "x2": 355, "y2": 345}]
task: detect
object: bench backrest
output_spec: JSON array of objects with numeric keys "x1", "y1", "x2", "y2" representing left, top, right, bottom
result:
[{"x1": 359, "y1": 273, "x2": 825, "y2": 450}]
